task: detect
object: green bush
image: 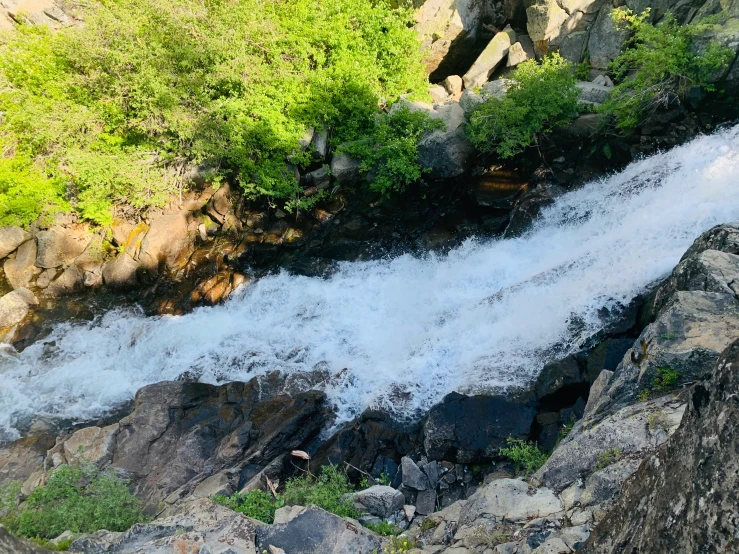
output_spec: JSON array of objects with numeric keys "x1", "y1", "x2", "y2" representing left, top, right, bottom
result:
[
  {"x1": 652, "y1": 366, "x2": 680, "y2": 391},
  {"x1": 600, "y1": 8, "x2": 735, "y2": 132},
  {"x1": 282, "y1": 465, "x2": 361, "y2": 519},
  {"x1": 465, "y1": 54, "x2": 580, "y2": 158},
  {"x1": 213, "y1": 489, "x2": 282, "y2": 524},
  {"x1": 366, "y1": 520, "x2": 402, "y2": 536},
  {"x1": 343, "y1": 106, "x2": 444, "y2": 197},
  {"x1": 0, "y1": 0, "x2": 428, "y2": 226},
  {"x1": 2, "y1": 464, "x2": 144, "y2": 540},
  {"x1": 499, "y1": 437, "x2": 550, "y2": 476},
  {"x1": 594, "y1": 448, "x2": 622, "y2": 471}
]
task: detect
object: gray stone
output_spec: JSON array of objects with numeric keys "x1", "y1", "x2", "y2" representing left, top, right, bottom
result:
[
  {"x1": 527, "y1": 0, "x2": 568, "y2": 42},
  {"x1": 481, "y1": 78, "x2": 514, "y2": 99},
  {"x1": 583, "y1": 370, "x2": 613, "y2": 418},
  {"x1": 0, "y1": 526, "x2": 51, "y2": 553},
  {"x1": 0, "y1": 226, "x2": 31, "y2": 259},
  {"x1": 102, "y1": 253, "x2": 140, "y2": 290},
  {"x1": 61, "y1": 423, "x2": 119, "y2": 467},
  {"x1": 352, "y1": 485, "x2": 405, "y2": 518},
  {"x1": 587, "y1": 5, "x2": 630, "y2": 69},
  {"x1": 311, "y1": 125, "x2": 329, "y2": 162},
  {"x1": 416, "y1": 488, "x2": 438, "y2": 515},
  {"x1": 579, "y1": 458, "x2": 641, "y2": 508},
  {"x1": 442, "y1": 75, "x2": 463, "y2": 95},
  {"x1": 35, "y1": 227, "x2": 89, "y2": 269},
  {"x1": 417, "y1": 102, "x2": 475, "y2": 179},
  {"x1": 459, "y1": 89, "x2": 483, "y2": 113},
  {"x1": 304, "y1": 166, "x2": 330, "y2": 190},
  {"x1": 576, "y1": 81, "x2": 613, "y2": 104},
  {"x1": 402, "y1": 457, "x2": 430, "y2": 490},
  {"x1": 460, "y1": 479, "x2": 562, "y2": 524},
  {"x1": 462, "y1": 26, "x2": 516, "y2": 90},
  {"x1": 273, "y1": 505, "x2": 305, "y2": 524},
  {"x1": 4, "y1": 239, "x2": 37, "y2": 289},
  {"x1": 535, "y1": 394, "x2": 684, "y2": 492},
  {"x1": 507, "y1": 36, "x2": 535, "y2": 66},
  {"x1": 423, "y1": 460, "x2": 442, "y2": 489},
  {"x1": 69, "y1": 498, "x2": 261, "y2": 554},
  {"x1": 330, "y1": 149, "x2": 362, "y2": 185},
  {"x1": 559, "y1": 30, "x2": 589, "y2": 63},
  {"x1": 138, "y1": 213, "x2": 193, "y2": 272},
  {"x1": 256, "y1": 505, "x2": 381, "y2": 554},
  {"x1": 46, "y1": 265, "x2": 84, "y2": 296},
  {"x1": 0, "y1": 288, "x2": 37, "y2": 339},
  {"x1": 592, "y1": 74, "x2": 614, "y2": 87},
  {"x1": 429, "y1": 84, "x2": 449, "y2": 103}
]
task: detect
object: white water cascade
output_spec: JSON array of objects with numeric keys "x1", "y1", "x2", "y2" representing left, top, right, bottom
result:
[{"x1": 2, "y1": 125, "x2": 739, "y2": 440}]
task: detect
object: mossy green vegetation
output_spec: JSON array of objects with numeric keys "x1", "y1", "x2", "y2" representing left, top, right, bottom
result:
[
  {"x1": 0, "y1": 0, "x2": 428, "y2": 226},
  {"x1": 365, "y1": 520, "x2": 402, "y2": 536},
  {"x1": 499, "y1": 437, "x2": 550, "y2": 476},
  {"x1": 465, "y1": 54, "x2": 580, "y2": 159},
  {"x1": 600, "y1": 8, "x2": 735, "y2": 132},
  {"x1": 0, "y1": 464, "x2": 145, "y2": 543},
  {"x1": 215, "y1": 464, "x2": 361, "y2": 523}
]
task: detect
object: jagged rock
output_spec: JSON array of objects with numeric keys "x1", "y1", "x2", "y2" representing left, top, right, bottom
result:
[
  {"x1": 402, "y1": 457, "x2": 430, "y2": 490},
  {"x1": 102, "y1": 253, "x2": 140, "y2": 290},
  {"x1": 429, "y1": 84, "x2": 449, "y2": 103},
  {"x1": 423, "y1": 393, "x2": 536, "y2": 463},
  {"x1": 59, "y1": 424, "x2": 119, "y2": 467},
  {"x1": 459, "y1": 89, "x2": 483, "y2": 113},
  {"x1": 304, "y1": 166, "x2": 330, "y2": 190},
  {"x1": 559, "y1": 30, "x2": 589, "y2": 63},
  {"x1": 576, "y1": 81, "x2": 613, "y2": 104},
  {"x1": 69, "y1": 498, "x2": 261, "y2": 554},
  {"x1": 35, "y1": 227, "x2": 89, "y2": 269},
  {"x1": 416, "y1": 102, "x2": 475, "y2": 179},
  {"x1": 0, "y1": 526, "x2": 51, "y2": 553},
  {"x1": 108, "y1": 379, "x2": 328, "y2": 510},
  {"x1": 138, "y1": 213, "x2": 193, "y2": 272},
  {"x1": 460, "y1": 478, "x2": 562, "y2": 524},
  {"x1": 330, "y1": 149, "x2": 362, "y2": 185},
  {"x1": 462, "y1": 26, "x2": 516, "y2": 90},
  {"x1": 351, "y1": 485, "x2": 405, "y2": 518},
  {"x1": 507, "y1": 35, "x2": 535, "y2": 66},
  {"x1": 256, "y1": 505, "x2": 381, "y2": 554},
  {"x1": 4, "y1": 239, "x2": 37, "y2": 289},
  {"x1": 535, "y1": 354, "x2": 587, "y2": 399},
  {"x1": 535, "y1": 394, "x2": 685, "y2": 492},
  {"x1": 586, "y1": 339, "x2": 633, "y2": 382},
  {"x1": 206, "y1": 183, "x2": 233, "y2": 224},
  {"x1": 274, "y1": 505, "x2": 305, "y2": 524},
  {"x1": 481, "y1": 78, "x2": 514, "y2": 99},
  {"x1": 442, "y1": 75, "x2": 463, "y2": 96},
  {"x1": 0, "y1": 432, "x2": 55, "y2": 482},
  {"x1": 0, "y1": 288, "x2": 38, "y2": 340},
  {"x1": 592, "y1": 74, "x2": 614, "y2": 87},
  {"x1": 311, "y1": 125, "x2": 329, "y2": 162},
  {"x1": 587, "y1": 6, "x2": 630, "y2": 69},
  {"x1": 0, "y1": 226, "x2": 31, "y2": 259},
  {"x1": 580, "y1": 340, "x2": 739, "y2": 553},
  {"x1": 415, "y1": 488, "x2": 437, "y2": 515},
  {"x1": 527, "y1": 0, "x2": 568, "y2": 43},
  {"x1": 578, "y1": 458, "x2": 641, "y2": 508},
  {"x1": 46, "y1": 265, "x2": 85, "y2": 296}
]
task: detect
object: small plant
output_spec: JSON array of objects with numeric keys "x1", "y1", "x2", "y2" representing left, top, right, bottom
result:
[
  {"x1": 595, "y1": 448, "x2": 622, "y2": 471},
  {"x1": 556, "y1": 418, "x2": 576, "y2": 446},
  {"x1": 420, "y1": 517, "x2": 438, "y2": 531},
  {"x1": 647, "y1": 410, "x2": 670, "y2": 432},
  {"x1": 499, "y1": 438, "x2": 550, "y2": 476},
  {"x1": 637, "y1": 389, "x2": 651, "y2": 402},
  {"x1": 660, "y1": 332, "x2": 678, "y2": 340},
  {"x1": 366, "y1": 520, "x2": 402, "y2": 536},
  {"x1": 214, "y1": 489, "x2": 282, "y2": 524},
  {"x1": 470, "y1": 525, "x2": 509, "y2": 547},
  {"x1": 378, "y1": 472, "x2": 392, "y2": 486},
  {"x1": 282, "y1": 465, "x2": 361, "y2": 519},
  {"x1": 466, "y1": 54, "x2": 580, "y2": 158},
  {"x1": 652, "y1": 366, "x2": 680, "y2": 391},
  {"x1": 382, "y1": 535, "x2": 417, "y2": 553},
  {"x1": 3, "y1": 463, "x2": 144, "y2": 540}
]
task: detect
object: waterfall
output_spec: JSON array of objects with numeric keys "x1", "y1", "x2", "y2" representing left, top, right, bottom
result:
[{"x1": 2, "y1": 125, "x2": 739, "y2": 440}]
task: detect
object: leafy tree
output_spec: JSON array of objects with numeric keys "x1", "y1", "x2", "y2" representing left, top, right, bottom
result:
[
  {"x1": 465, "y1": 54, "x2": 580, "y2": 158},
  {"x1": 600, "y1": 8, "x2": 735, "y2": 132}
]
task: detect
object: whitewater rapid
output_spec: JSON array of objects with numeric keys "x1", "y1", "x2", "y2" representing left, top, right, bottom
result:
[{"x1": 2, "y1": 125, "x2": 739, "y2": 439}]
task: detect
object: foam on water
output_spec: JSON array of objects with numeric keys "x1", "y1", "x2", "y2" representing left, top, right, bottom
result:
[{"x1": 2, "y1": 125, "x2": 739, "y2": 439}]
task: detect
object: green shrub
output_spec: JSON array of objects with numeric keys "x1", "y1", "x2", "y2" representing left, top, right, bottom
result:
[
  {"x1": 381, "y1": 535, "x2": 417, "y2": 553},
  {"x1": 600, "y1": 8, "x2": 735, "y2": 132},
  {"x1": 6, "y1": 464, "x2": 144, "y2": 540},
  {"x1": 213, "y1": 489, "x2": 282, "y2": 524},
  {"x1": 652, "y1": 366, "x2": 680, "y2": 391},
  {"x1": 499, "y1": 437, "x2": 550, "y2": 476},
  {"x1": 366, "y1": 520, "x2": 402, "y2": 536},
  {"x1": 594, "y1": 448, "x2": 622, "y2": 471},
  {"x1": 343, "y1": 106, "x2": 444, "y2": 197},
  {"x1": 466, "y1": 54, "x2": 580, "y2": 158},
  {"x1": 0, "y1": 0, "x2": 428, "y2": 225},
  {"x1": 282, "y1": 465, "x2": 361, "y2": 519}
]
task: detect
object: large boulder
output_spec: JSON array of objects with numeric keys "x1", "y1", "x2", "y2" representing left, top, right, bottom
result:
[
  {"x1": 350, "y1": 485, "x2": 405, "y2": 518},
  {"x1": 0, "y1": 432, "x2": 55, "y2": 482},
  {"x1": 416, "y1": 102, "x2": 475, "y2": 179},
  {"x1": 35, "y1": 227, "x2": 89, "y2": 269},
  {"x1": 0, "y1": 527, "x2": 51, "y2": 554},
  {"x1": 459, "y1": 478, "x2": 562, "y2": 524},
  {"x1": 576, "y1": 81, "x2": 613, "y2": 104},
  {"x1": 527, "y1": 0, "x2": 568, "y2": 44},
  {"x1": 462, "y1": 26, "x2": 516, "y2": 90},
  {"x1": 69, "y1": 498, "x2": 261, "y2": 554},
  {"x1": 0, "y1": 225, "x2": 31, "y2": 259},
  {"x1": 580, "y1": 339, "x2": 739, "y2": 553},
  {"x1": 0, "y1": 288, "x2": 38, "y2": 341},
  {"x1": 3, "y1": 239, "x2": 38, "y2": 289},
  {"x1": 138, "y1": 213, "x2": 194, "y2": 272},
  {"x1": 423, "y1": 393, "x2": 536, "y2": 462},
  {"x1": 587, "y1": 5, "x2": 630, "y2": 69},
  {"x1": 102, "y1": 253, "x2": 140, "y2": 290},
  {"x1": 256, "y1": 505, "x2": 381, "y2": 554}
]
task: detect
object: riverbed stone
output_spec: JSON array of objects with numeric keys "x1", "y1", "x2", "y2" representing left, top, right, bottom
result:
[
  {"x1": 138, "y1": 213, "x2": 193, "y2": 272},
  {"x1": 4, "y1": 239, "x2": 38, "y2": 289},
  {"x1": 0, "y1": 226, "x2": 31, "y2": 259},
  {"x1": 351, "y1": 485, "x2": 405, "y2": 518},
  {"x1": 0, "y1": 288, "x2": 38, "y2": 339},
  {"x1": 102, "y1": 253, "x2": 140, "y2": 290},
  {"x1": 46, "y1": 265, "x2": 85, "y2": 296},
  {"x1": 35, "y1": 227, "x2": 89, "y2": 269}
]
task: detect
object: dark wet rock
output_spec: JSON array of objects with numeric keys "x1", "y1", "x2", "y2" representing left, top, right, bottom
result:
[
  {"x1": 504, "y1": 184, "x2": 563, "y2": 238},
  {"x1": 401, "y1": 457, "x2": 429, "y2": 491},
  {"x1": 256, "y1": 505, "x2": 381, "y2": 554},
  {"x1": 535, "y1": 353, "x2": 588, "y2": 400},
  {"x1": 415, "y1": 488, "x2": 437, "y2": 515},
  {"x1": 0, "y1": 226, "x2": 31, "y2": 259},
  {"x1": 580, "y1": 340, "x2": 739, "y2": 553},
  {"x1": 586, "y1": 338, "x2": 634, "y2": 382},
  {"x1": 423, "y1": 393, "x2": 536, "y2": 463},
  {"x1": 105, "y1": 378, "x2": 328, "y2": 511}
]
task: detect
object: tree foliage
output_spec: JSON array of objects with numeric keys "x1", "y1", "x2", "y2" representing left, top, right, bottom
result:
[
  {"x1": 0, "y1": 0, "x2": 428, "y2": 226},
  {"x1": 600, "y1": 8, "x2": 735, "y2": 132},
  {"x1": 465, "y1": 54, "x2": 580, "y2": 159}
]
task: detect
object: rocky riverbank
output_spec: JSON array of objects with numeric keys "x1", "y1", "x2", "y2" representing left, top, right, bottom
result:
[{"x1": 2, "y1": 222, "x2": 739, "y2": 553}]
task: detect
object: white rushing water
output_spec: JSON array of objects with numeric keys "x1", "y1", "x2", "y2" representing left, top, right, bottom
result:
[{"x1": 2, "y1": 125, "x2": 739, "y2": 439}]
